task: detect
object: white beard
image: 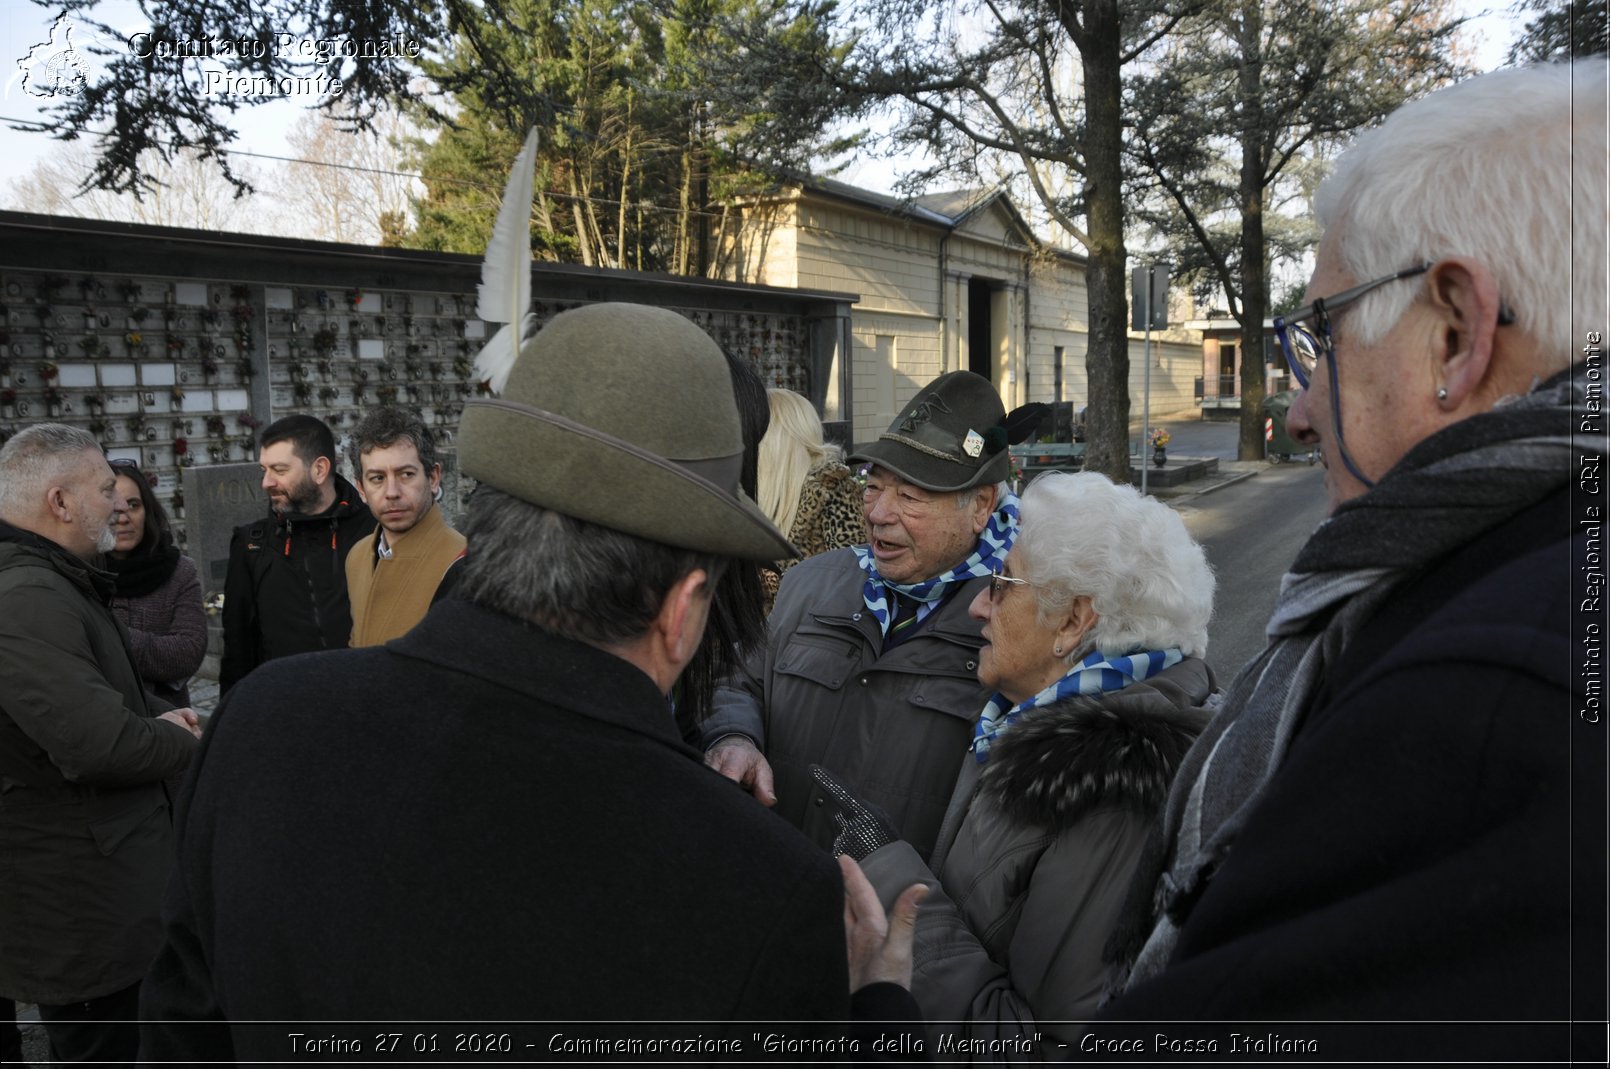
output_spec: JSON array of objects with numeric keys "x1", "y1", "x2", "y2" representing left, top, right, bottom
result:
[{"x1": 95, "y1": 523, "x2": 118, "y2": 555}]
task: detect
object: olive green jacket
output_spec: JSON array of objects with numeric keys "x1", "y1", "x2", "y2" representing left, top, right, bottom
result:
[{"x1": 0, "y1": 521, "x2": 197, "y2": 1004}]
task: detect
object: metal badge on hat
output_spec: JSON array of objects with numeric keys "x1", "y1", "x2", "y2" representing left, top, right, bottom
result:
[{"x1": 963, "y1": 429, "x2": 984, "y2": 457}]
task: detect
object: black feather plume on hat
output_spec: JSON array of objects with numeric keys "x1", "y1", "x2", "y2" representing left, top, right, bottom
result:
[{"x1": 994, "y1": 402, "x2": 1051, "y2": 451}]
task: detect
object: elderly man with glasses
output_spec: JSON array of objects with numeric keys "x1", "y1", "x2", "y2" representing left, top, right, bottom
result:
[{"x1": 1099, "y1": 62, "x2": 1606, "y2": 1054}]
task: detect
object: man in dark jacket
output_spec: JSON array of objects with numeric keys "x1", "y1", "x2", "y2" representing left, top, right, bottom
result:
[
  {"x1": 219, "y1": 413, "x2": 374, "y2": 692},
  {"x1": 0, "y1": 424, "x2": 200, "y2": 1065},
  {"x1": 139, "y1": 304, "x2": 925, "y2": 1060},
  {"x1": 703, "y1": 371, "x2": 1027, "y2": 860},
  {"x1": 1101, "y1": 63, "x2": 1606, "y2": 1061}
]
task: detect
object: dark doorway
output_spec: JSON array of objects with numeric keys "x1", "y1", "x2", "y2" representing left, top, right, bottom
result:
[{"x1": 968, "y1": 278, "x2": 994, "y2": 382}]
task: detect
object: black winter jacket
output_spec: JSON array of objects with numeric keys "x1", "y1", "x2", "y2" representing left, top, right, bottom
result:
[
  {"x1": 1100, "y1": 483, "x2": 1600, "y2": 1059},
  {"x1": 0, "y1": 521, "x2": 196, "y2": 1003},
  {"x1": 140, "y1": 598, "x2": 865, "y2": 1060},
  {"x1": 219, "y1": 475, "x2": 374, "y2": 692}
]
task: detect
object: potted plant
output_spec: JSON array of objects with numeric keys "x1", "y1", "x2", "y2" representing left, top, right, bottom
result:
[{"x1": 1151, "y1": 427, "x2": 1171, "y2": 468}]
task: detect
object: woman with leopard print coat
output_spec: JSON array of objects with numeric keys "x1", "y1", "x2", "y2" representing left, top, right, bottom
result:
[{"x1": 757, "y1": 389, "x2": 866, "y2": 614}]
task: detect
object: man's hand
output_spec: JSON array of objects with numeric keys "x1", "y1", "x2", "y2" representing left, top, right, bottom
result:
[
  {"x1": 158, "y1": 708, "x2": 203, "y2": 739},
  {"x1": 840, "y1": 854, "x2": 929, "y2": 992},
  {"x1": 703, "y1": 735, "x2": 776, "y2": 806}
]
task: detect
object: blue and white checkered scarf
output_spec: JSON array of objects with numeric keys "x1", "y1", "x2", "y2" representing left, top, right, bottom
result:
[
  {"x1": 852, "y1": 491, "x2": 1020, "y2": 636},
  {"x1": 971, "y1": 647, "x2": 1186, "y2": 763}
]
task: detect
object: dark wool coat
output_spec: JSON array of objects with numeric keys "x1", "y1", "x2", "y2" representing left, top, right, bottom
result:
[
  {"x1": 861, "y1": 658, "x2": 1213, "y2": 1051},
  {"x1": 139, "y1": 598, "x2": 859, "y2": 1062},
  {"x1": 219, "y1": 474, "x2": 374, "y2": 692},
  {"x1": 706, "y1": 548, "x2": 992, "y2": 860},
  {"x1": 0, "y1": 522, "x2": 196, "y2": 1004},
  {"x1": 1101, "y1": 485, "x2": 1602, "y2": 1059}
]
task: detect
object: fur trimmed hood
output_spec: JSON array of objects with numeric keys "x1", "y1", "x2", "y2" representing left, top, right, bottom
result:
[{"x1": 980, "y1": 660, "x2": 1214, "y2": 831}]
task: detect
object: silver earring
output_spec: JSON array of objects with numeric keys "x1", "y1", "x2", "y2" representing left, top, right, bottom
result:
[
  {"x1": 1437, "y1": 386, "x2": 1448, "y2": 401},
  {"x1": 1054, "y1": 644, "x2": 1062, "y2": 656}
]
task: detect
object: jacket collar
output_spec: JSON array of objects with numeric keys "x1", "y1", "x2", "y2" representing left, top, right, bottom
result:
[
  {"x1": 980, "y1": 657, "x2": 1215, "y2": 830},
  {"x1": 0, "y1": 518, "x2": 114, "y2": 600},
  {"x1": 811, "y1": 550, "x2": 987, "y2": 656},
  {"x1": 389, "y1": 597, "x2": 688, "y2": 754},
  {"x1": 270, "y1": 473, "x2": 369, "y2": 529}
]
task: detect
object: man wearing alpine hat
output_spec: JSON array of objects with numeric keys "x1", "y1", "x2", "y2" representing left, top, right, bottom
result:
[
  {"x1": 705, "y1": 370, "x2": 1034, "y2": 861},
  {"x1": 139, "y1": 303, "x2": 924, "y2": 1057}
]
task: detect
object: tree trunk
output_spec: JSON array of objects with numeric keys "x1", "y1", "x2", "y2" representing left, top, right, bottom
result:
[
  {"x1": 677, "y1": 144, "x2": 695, "y2": 276},
  {"x1": 1078, "y1": 0, "x2": 1132, "y2": 483},
  {"x1": 1235, "y1": 0, "x2": 1269, "y2": 461},
  {"x1": 567, "y1": 171, "x2": 596, "y2": 267}
]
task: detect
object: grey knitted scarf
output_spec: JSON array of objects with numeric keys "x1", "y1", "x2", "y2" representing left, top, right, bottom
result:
[{"x1": 1122, "y1": 362, "x2": 1592, "y2": 988}]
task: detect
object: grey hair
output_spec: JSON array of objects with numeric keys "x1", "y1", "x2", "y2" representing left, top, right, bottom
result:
[
  {"x1": 956, "y1": 480, "x2": 1010, "y2": 511},
  {"x1": 1315, "y1": 62, "x2": 1606, "y2": 369},
  {"x1": 0, "y1": 423, "x2": 102, "y2": 519},
  {"x1": 349, "y1": 406, "x2": 438, "y2": 474},
  {"x1": 457, "y1": 484, "x2": 726, "y2": 645},
  {"x1": 1014, "y1": 472, "x2": 1214, "y2": 660}
]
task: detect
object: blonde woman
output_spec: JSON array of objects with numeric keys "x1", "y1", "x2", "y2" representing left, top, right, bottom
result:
[{"x1": 757, "y1": 389, "x2": 864, "y2": 613}]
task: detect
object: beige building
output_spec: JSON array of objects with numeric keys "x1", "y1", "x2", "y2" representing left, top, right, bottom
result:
[{"x1": 718, "y1": 178, "x2": 1202, "y2": 444}]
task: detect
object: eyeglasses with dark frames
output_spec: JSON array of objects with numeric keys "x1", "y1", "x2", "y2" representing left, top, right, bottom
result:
[
  {"x1": 1270, "y1": 261, "x2": 1516, "y2": 492},
  {"x1": 1274, "y1": 262, "x2": 1516, "y2": 391},
  {"x1": 1273, "y1": 264, "x2": 1431, "y2": 391}
]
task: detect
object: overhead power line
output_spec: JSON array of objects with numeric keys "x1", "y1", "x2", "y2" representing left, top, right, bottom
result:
[{"x1": 0, "y1": 116, "x2": 760, "y2": 222}]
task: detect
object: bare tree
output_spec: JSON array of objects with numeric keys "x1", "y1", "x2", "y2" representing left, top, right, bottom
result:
[
  {"x1": 7, "y1": 139, "x2": 262, "y2": 230},
  {"x1": 269, "y1": 107, "x2": 420, "y2": 245}
]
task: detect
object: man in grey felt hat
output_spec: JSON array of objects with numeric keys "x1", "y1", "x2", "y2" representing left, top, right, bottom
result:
[
  {"x1": 703, "y1": 370, "x2": 1023, "y2": 861},
  {"x1": 140, "y1": 303, "x2": 924, "y2": 1058}
]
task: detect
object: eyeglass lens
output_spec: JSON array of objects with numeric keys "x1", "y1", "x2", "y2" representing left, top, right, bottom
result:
[{"x1": 1282, "y1": 325, "x2": 1321, "y2": 389}]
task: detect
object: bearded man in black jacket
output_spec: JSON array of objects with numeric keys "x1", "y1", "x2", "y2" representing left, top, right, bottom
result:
[{"x1": 219, "y1": 413, "x2": 374, "y2": 693}]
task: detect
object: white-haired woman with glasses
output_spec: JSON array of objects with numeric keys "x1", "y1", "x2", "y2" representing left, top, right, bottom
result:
[{"x1": 817, "y1": 471, "x2": 1216, "y2": 1049}]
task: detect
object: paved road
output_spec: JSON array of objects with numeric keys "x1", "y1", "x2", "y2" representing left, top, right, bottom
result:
[{"x1": 1172, "y1": 461, "x2": 1330, "y2": 682}]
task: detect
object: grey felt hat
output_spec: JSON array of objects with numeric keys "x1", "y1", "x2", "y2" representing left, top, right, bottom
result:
[
  {"x1": 457, "y1": 303, "x2": 796, "y2": 561},
  {"x1": 849, "y1": 371, "x2": 1011, "y2": 492}
]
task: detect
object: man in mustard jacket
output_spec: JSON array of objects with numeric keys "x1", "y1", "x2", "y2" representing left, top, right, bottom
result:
[{"x1": 344, "y1": 407, "x2": 465, "y2": 646}]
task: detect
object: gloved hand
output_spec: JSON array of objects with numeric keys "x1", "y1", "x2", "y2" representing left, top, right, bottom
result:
[{"x1": 810, "y1": 764, "x2": 900, "y2": 860}]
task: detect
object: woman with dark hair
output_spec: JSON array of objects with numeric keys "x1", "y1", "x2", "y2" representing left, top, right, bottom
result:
[
  {"x1": 105, "y1": 459, "x2": 206, "y2": 707},
  {"x1": 673, "y1": 348, "x2": 772, "y2": 737}
]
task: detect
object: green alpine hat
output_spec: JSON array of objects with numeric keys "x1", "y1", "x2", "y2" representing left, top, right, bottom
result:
[
  {"x1": 849, "y1": 371, "x2": 1011, "y2": 492},
  {"x1": 457, "y1": 303, "x2": 795, "y2": 561}
]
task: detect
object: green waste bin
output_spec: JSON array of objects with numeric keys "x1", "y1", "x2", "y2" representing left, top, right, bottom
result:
[{"x1": 1261, "y1": 390, "x2": 1315, "y2": 464}]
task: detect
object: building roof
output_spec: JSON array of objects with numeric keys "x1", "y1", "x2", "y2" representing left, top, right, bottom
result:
[{"x1": 785, "y1": 176, "x2": 1086, "y2": 265}]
